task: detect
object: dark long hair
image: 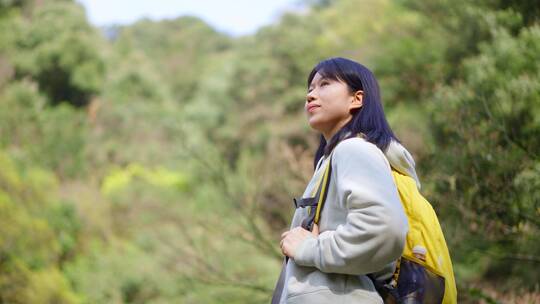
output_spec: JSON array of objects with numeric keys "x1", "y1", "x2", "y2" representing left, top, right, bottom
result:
[{"x1": 308, "y1": 57, "x2": 398, "y2": 169}]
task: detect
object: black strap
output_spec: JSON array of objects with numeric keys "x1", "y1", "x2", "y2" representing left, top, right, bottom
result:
[
  {"x1": 298, "y1": 178, "x2": 324, "y2": 231},
  {"x1": 293, "y1": 197, "x2": 318, "y2": 208}
]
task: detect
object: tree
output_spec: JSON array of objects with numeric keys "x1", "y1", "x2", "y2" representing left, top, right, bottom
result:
[
  {"x1": 9, "y1": 1, "x2": 106, "y2": 107},
  {"x1": 429, "y1": 25, "x2": 540, "y2": 288},
  {"x1": 113, "y1": 16, "x2": 232, "y2": 103},
  {"x1": 0, "y1": 151, "x2": 82, "y2": 303}
]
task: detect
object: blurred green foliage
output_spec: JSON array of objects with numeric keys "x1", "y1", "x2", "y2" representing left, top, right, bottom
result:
[
  {"x1": 0, "y1": 0, "x2": 538, "y2": 303},
  {"x1": 0, "y1": 151, "x2": 81, "y2": 303},
  {"x1": 7, "y1": 1, "x2": 106, "y2": 107}
]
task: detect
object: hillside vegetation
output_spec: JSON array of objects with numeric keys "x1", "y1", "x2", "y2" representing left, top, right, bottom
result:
[{"x1": 0, "y1": 0, "x2": 538, "y2": 302}]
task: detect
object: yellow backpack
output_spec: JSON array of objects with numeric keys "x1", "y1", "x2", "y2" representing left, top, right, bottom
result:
[
  {"x1": 387, "y1": 170, "x2": 457, "y2": 304},
  {"x1": 305, "y1": 151, "x2": 457, "y2": 304}
]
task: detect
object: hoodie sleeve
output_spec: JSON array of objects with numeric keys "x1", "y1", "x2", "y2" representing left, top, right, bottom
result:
[{"x1": 294, "y1": 138, "x2": 408, "y2": 275}]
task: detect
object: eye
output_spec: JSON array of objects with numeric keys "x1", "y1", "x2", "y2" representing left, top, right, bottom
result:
[{"x1": 320, "y1": 81, "x2": 330, "y2": 86}]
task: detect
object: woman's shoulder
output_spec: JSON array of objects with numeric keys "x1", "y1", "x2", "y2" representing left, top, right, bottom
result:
[
  {"x1": 332, "y1": 137, "x2": 390, "y2": 169},
  {"x1": 334, "y1": 137, "x2": 383, "y2": 158}
]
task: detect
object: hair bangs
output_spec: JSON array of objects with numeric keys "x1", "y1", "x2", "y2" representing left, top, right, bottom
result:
[{"x1": 307, "y1": 59, "x2": 349, "y2": 89}]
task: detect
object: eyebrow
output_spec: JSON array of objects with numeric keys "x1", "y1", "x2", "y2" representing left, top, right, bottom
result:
[{"x1": 309, "y1": 76, "x2": 330, "y2": 87}]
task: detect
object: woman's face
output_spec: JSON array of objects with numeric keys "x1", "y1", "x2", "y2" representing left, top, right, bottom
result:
[{"x1": 305, "y1": 72, "x2": 363, "y2": 140}]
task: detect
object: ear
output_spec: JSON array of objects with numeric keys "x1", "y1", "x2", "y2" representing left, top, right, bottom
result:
[{"x1": 349, "y1": 90, "x2": 363, "y2": 111}]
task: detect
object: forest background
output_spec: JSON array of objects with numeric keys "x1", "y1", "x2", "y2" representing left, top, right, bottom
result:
[{"x1": 0, "y1": 0, "x2": 539, "y2": 303}]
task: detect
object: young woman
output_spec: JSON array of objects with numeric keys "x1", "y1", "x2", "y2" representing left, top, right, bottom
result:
[{"x1": 274, "y1": 57, "x2": 420, "y2": 303}]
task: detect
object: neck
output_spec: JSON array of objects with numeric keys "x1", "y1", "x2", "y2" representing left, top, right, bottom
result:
[{"x1": 322, "y1": 117, "x2": 352, "y2": 142}]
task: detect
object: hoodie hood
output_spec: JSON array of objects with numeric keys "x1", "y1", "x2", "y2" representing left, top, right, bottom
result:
[{"x1": 384, "y1": 140, "x2": 421, "y2": 189}]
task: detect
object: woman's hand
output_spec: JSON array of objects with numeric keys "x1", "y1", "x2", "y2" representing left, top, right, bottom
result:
[{"x1": 280, "y1": 224, "x2": 319, "y2": 259}]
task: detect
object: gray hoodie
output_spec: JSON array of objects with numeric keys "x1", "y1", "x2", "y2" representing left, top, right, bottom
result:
[{"x1": 278, "y1": 137, "x2": 417, "y2": 304}]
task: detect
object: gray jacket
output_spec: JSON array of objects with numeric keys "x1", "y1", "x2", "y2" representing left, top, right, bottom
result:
[{"x1": 279, "y1": 137, "x2": 416, "y2": 303}]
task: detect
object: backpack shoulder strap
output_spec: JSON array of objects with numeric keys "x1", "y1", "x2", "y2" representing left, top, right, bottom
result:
[{"x1": 311, "y1": 152, "x2": 333, "y2": 229}]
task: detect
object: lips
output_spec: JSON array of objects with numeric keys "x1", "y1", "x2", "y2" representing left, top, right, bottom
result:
[{"x1": 307, "y1": 104, "x2": 320, "y2": 113}]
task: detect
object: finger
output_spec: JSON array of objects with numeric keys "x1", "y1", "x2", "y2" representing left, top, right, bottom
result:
[
  {"x1": 281, "y1": 240, "x2": 288, "y2": 256},
  {"x1": 281, "y1": 230, "x2": 290, "y2": 238},
  {"x1": 282, "y1": 242, "x2": 289, "y2": 257},
  {"x1": 280, "y1": 237, "x2": 287, "y2": 248}
]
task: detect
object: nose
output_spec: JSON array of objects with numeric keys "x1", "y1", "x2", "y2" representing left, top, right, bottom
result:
[{"x1": 306, "y1": 91, "x2": 316, "y2": 103}]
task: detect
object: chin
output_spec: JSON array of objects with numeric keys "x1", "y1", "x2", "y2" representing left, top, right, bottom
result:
[{"x1": 307, "y1": 117, "x2": 325, "y2": 133}]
